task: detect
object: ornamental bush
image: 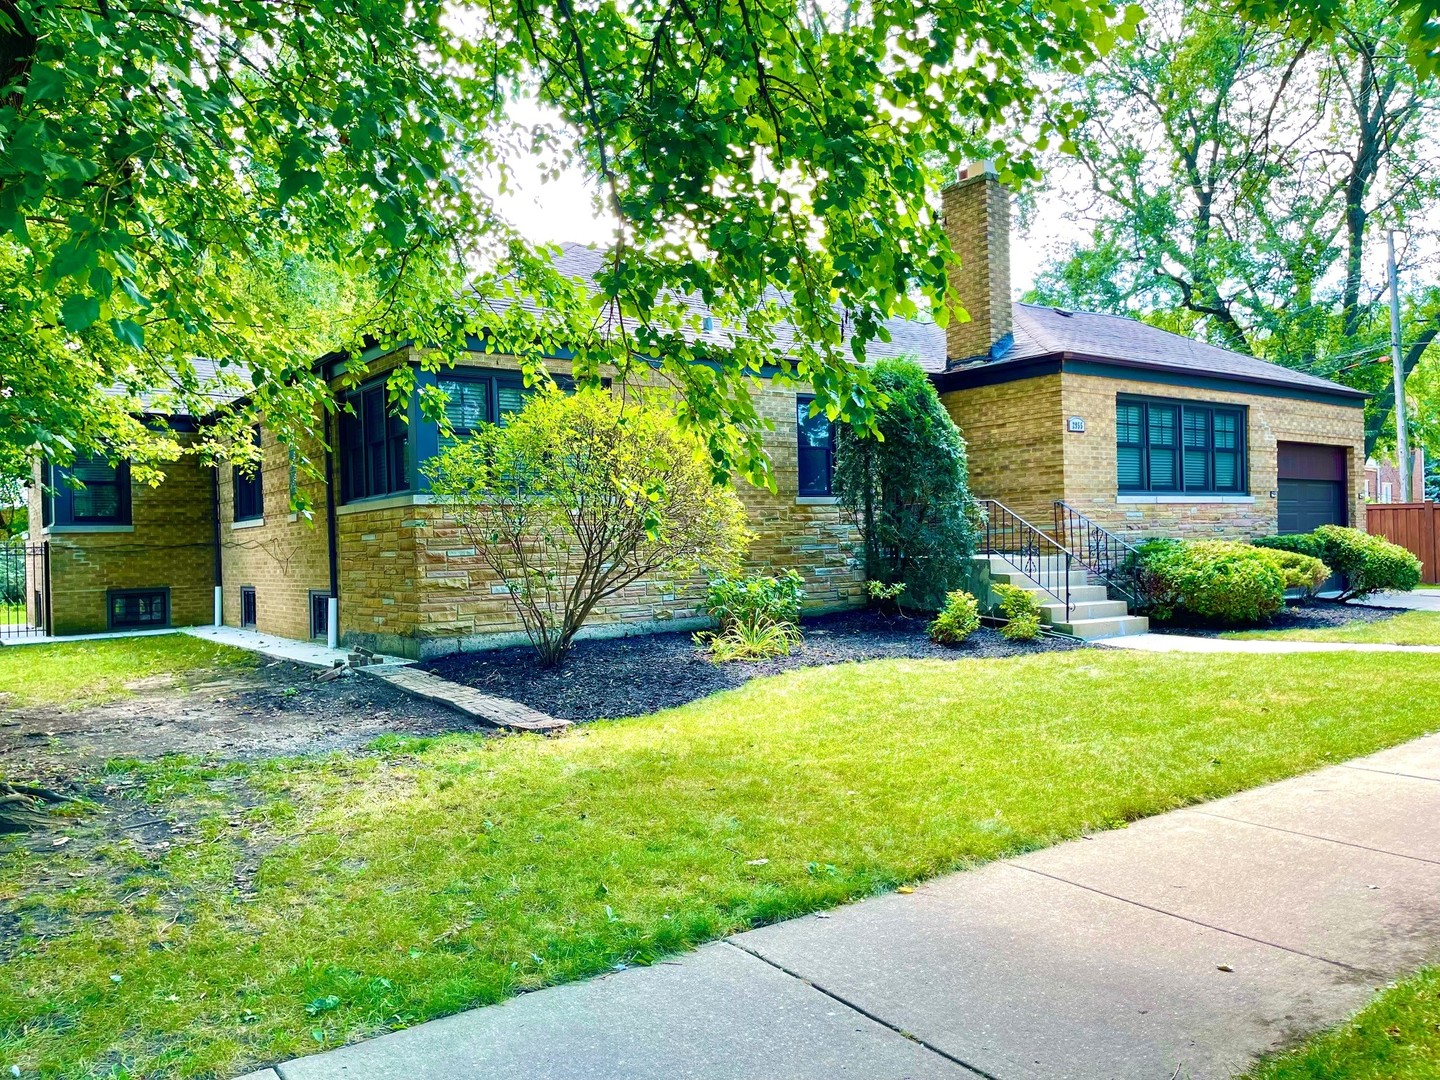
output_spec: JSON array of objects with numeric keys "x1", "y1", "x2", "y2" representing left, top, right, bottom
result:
[
  {"x1": 427, "y1": 388, "x2": 749, "y2": 667},
  {"x1": 1134, "y1": 539, "x2": 1286, "y2": 625},
  {"x1": 703, "y1": 570, "x2": 805, "y2": 632},
  {"x1": 831, "y1": 358, "x2": 979, "y2": 613},
  {"x1": 1254, "y1": 547, "x2": 1330, "y2": 596},
  {"x1": 992, "y1": 581, "x2": 1043, "y2": 640},
  {"x1": 1311, "y1": 525, "x2": 1422, "y2": 600},
  {"x1": 927, "y1": 589, "x2": 981, "y2": 645}
]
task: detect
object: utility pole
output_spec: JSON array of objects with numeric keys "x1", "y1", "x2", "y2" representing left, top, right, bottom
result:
[{"x1": 1388, "y1": 230, "x2": 1411, "y2": 502}]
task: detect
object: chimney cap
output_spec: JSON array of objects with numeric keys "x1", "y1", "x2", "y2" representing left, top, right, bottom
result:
[{"x1": 958, "y1": 160, "x2": 998, "y2": 182}]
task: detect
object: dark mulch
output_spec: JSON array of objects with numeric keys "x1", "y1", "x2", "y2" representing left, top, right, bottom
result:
[
  {"x1": 420, "y1": 609, "x2": 1088, "y2": 723},
  {"x1": 1147, "y1": 599, "x2": 1409, "y2": 639}
]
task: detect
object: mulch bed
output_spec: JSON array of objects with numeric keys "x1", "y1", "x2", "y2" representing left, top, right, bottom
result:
[
  {"x1": 420, "y1": 609, "x2": 1088, "y2": 723},
  {"x1": 1147, "y1": 599, "x2": 1409, "y2": 639}
]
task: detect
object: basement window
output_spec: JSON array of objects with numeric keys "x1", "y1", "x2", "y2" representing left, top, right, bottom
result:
[{"x1": 108, "y1": 588, "x2": 169, "y2": 630}]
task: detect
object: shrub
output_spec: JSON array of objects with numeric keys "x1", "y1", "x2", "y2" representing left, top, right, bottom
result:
[
  {"x1": 701, "y1": 618, "x2": 803, "y2": 663},
  {"x1": 864, "y1": 579, "x2": 906, "y2": 617},
  {"x1": 703, "y1": 570, "x2": 805, "y2": 633},
  {"x1": 1251, "y1": 532, "x2": 1326, "y2": 561},
  {"x1": 1135, "y1": 539, "x2": 1286, "y2": 625},
  {"x1": 1254, "y1": 547, "x2": 1330, "y2": 596},
  {"x1": 1311, "y1": 525, "x2": 1422, "y2": 600},
  {"x1": 427, "y1": 388, "x2": 749, "y2": 667},
  {"x1": 831, "y1": 358, "x2": 979, "y2": 612},
  {"x1": 992, "y1": 582, "x2": 1044, "y2": 640},
  {"x1": 927, "y1": 589, "x2": 980, "y2": 644},
  {"x1": 1000, "y1": 612, "x2": 1042, "y2": 641}
]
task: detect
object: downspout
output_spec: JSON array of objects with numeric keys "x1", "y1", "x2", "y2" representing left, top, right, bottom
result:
[
  {"x1": 323, "y1": 408, "x2": 341, "y2": 649},
  {"x1": 210, "y1": 462, "x2": 223, "y2": 626}
]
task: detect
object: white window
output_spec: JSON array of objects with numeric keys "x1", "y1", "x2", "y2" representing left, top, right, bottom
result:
[{"x1": 1381, "y1": 482, "x2": 1394, "y2": 503}]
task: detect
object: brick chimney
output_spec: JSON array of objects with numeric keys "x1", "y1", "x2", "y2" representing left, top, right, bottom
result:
[{"x1": 941, "y1": 161, "x2": 1013, "y2": 363}]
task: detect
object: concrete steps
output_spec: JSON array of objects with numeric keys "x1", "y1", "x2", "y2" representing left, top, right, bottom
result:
[{"x1": 982, "y1": 555, "x2": 1149, "y2": 641}]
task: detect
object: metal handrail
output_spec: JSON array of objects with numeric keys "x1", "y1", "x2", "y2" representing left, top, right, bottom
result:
[
  {"x1": 1052, "y1": 500, "x2": 1143, "y2": 606},
  {"x1": 979, "y1": 499, "x2": 1072, "y2": 616}
]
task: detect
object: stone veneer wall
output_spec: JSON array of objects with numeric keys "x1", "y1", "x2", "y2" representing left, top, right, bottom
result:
[
  {"x1": 332, "y1": 354, "x2": 865, "y2": 658},
  {"x1": 34, "y1": 437, "x2": 215, "y2": 635},
  {"x1": 938, "y1": 374, "x2": 1065, "y2": 525},
  {"x1": 1060, "y1": 373, "x2": 1367, "y2": 541},
  {"x1": 217, "y1": 426, "x2": 332, "y2": 641}
]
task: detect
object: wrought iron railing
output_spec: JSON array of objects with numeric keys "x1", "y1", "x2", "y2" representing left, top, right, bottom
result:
[
  {"x1": 1052, "y1": 500, "x2": 1143, "y2": 606},
  {"x1": 978, "y1": 499, "x2": 1072, "y2": 615},
  {"x1": 0, "y1": 541, "x2": 48, "y2": 639}
]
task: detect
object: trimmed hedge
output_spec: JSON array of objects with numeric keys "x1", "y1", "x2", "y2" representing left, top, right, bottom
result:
[
  {"x1": 1255, "y1": 527, "x2": 1421, "y2": 601},
  {"x1": 1134, "y1": 539, "x2": 1286, "y2": 625},
  {"x1": 1254, "y1": 548, "x2": 1330, "y2": 596}
]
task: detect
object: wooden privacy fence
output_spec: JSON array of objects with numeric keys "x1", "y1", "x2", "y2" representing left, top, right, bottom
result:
[{"x1": 1366, "y1": 502, "x2": 1440, "y2": 584}]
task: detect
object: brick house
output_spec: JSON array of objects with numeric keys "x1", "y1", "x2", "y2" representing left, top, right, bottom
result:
[{"x1": 26, "y1": 164, "x2": 1367, "y2": 654}]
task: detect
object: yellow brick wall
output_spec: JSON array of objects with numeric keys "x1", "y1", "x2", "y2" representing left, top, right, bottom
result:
[
  {"x1": 38, "y1": 438, "x2": 215, "y2": 635},
  {"x1": 1060, "y1": 373, "x2": 1367, "y2": 541},
  {"x1": 217, "y1": 424, "x2": 333, "y2": 640},
  {"x1": 939, "y1": 374, "x2": 1065, "y2": 524},
  {"x1": 941, "y1": 171, "x2": 1012, "y2": 362}
]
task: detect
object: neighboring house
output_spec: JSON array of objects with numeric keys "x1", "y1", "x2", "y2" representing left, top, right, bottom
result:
[
  {"x1": 1364, "y1": 448, "x2": 1425, "y2": 504},
  {"x1": 25, "y1": 163, "x2": 1367, "y2": 654}
]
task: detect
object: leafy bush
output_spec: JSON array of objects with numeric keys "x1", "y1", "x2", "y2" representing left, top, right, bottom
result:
[
  {"x1": 927, "y1": 589, "x2": 980, "y2": 644},
  {"x1": 703, "y1": 570, "x2": 805, "y2": 632},
  {"x1": 1251, "y1": 532, "x2": 1326, "y2": 561},
  {"x1": 1311, "y1": 525, "x2": 1422, "y2": 600},
  {"x1": 1135, "y1": 539, "x2": 1286, "y2": 625},
  {"x1": 427, "y1": 388, "x2": 749, "y2": 667},
  {"x1": 1255, "y1": 547, "x2": 1330, "y2": 596},
  {"x1": 831, "y1": 358, "x2": 979, "y2": 612},
  {"x1": 992, "y1": 582, "x2": 1044, "y2": 640},
  {"x1": 864, "y1": 579, "x2": 906, "y2": 617},
  {"x1": 1000, "y1": 612, "x2": 1042, "y2": 641}
]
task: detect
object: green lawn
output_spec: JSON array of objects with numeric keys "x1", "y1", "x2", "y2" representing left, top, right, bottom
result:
[
  {"x1": 2, "y1": 650, "x2": 1438, "y2": 1078},
  {"x1": 1244, "y1": 967, "x2": 1440, "y2": 1079},
  {"x1": 1224, "y1": 610, "x2": 1440, "y2": 645},
  {"x1": 0, "y1": 634, "x2": 255, "y2": 708}
]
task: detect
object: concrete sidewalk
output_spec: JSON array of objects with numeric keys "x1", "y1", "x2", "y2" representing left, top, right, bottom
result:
[
  {"x1": 240, "y1": 732, "x2": 1440, "y2": 1080},
  {"x1": 1097, "y1": 632, "x2": 1440, "y2": 653}
]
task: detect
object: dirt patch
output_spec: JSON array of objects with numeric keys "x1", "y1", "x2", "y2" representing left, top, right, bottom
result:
[
  {"x1": 421, "y1": 609, "x2": 1088, "y2": 723},
  {"x1": 0, "y1": 660, "x2": 483, "y2": 786},
  {"x1": 1147, "y1": 599, "x2": 1408, "y2": 638}
]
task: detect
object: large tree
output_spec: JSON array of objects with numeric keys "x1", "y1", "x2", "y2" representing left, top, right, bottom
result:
[
  {"x1": 1027, "y1": 0, "x2": 1440, "y2": 454},
  {"x1": 0, "y1": 0, "x2": 1140, "y2": 490}
]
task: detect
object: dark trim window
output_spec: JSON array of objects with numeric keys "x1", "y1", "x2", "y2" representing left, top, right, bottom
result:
[
  {"x1": 43, "y1": 454, "x2": 132, "y2": 526},
  {"x1": 1117, "y1": 396, "x2": 1246, "y2": 495},
  {"x1": 796, "y1": 395, "x2": 836, "y2": 497},
  {"x1": 109, "y1": 588, "x2": 168, "y2": 629},
  {"x1": 233, "y1": 429, "x2": 264, "y2": 522},
  {"x1": 239, "y1": 586, "x2": 257, "y2": 629},
  {"x1": 437, "y1": 370, "x2": 538, "y2": 445},
  {"x1": 309, "y1": 590, "x2": 331, "y2": 641},
  {"x1": 340, "y1": 382, "x2": 410, "y2": 503}
]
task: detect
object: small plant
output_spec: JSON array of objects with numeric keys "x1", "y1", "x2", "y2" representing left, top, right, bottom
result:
[
  {"x1": 703, "y1": 570, "x2": 805, "y2": 633},
  {"x1": 702, "y1": 618, "x2": 804, "y2": 663},
  {"x1": 864, "y1": 579, "x2": 907, "y2": 617},
  {"x1": 927, "y1": 589, "x2": 980, "y2": 644},
  {"x1": 992, "y1": 582, "x2": 1044, "y2": 641}
]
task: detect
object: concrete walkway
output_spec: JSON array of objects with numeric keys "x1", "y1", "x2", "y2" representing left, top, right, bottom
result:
[
  {"x1": 1098, "y1": 632, "x2": 1440, "y2": 653},
  {"x1": 239, "y1": 732, "x2": 1440, "y2": 1080},
  {"x1": 182, "y1": 625, "x2": 413, "y2": 669}
]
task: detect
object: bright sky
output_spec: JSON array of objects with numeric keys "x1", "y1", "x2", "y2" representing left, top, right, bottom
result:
[{"x1": 488, "y1": 149, "x2": 1077, "y2": 299}]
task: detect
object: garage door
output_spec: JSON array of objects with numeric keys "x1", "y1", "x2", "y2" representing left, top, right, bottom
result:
[{"x1": 1277, "y1": 443, "x2": 1347, "y2": 534}]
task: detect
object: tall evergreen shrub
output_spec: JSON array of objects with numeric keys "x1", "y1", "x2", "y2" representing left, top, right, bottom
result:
[{"x1": 831, "y1": 358, "x2": 978, "y2": 612}]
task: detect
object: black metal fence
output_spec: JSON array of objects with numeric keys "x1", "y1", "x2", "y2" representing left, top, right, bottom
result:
[
  {"x1": 0, "y1": 541, "x2": 48, "y2": 639},
  {"x1": 978, "y1": 499, "x2": 1072, "y2": 615},
  {"x1": 1052, "y1": 501, "x2": 1144, "y2": 606}
]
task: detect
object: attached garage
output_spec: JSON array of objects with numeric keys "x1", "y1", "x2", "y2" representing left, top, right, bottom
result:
[{"x1": 1277, "y1": 443, "x2": 1347, "y2": 534}]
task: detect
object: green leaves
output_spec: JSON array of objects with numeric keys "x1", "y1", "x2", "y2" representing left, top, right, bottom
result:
[{"x1": 60, "y1": 294, "x2": 100, "y2": 331}]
